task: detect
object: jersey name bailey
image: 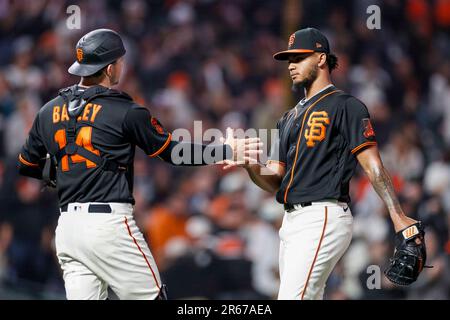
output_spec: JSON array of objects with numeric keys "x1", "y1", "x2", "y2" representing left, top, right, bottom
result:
[{"x1": 52, "y1": 103, "x2": 102, "y2": 124}]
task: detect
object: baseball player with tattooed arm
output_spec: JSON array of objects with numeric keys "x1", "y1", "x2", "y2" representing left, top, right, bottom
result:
[
  {"x1": 223, "y1": 27, "x2": 428, "y2": 300},
  {"x1": 17, "y1": 29, "x2": 261, "y2": 300}
]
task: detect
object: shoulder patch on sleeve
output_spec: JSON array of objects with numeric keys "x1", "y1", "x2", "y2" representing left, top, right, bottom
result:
[
  {"x1": 150, "y1": 117, "x2": 165, "y2": 134},
  {"x1": 363, "y1": 118, "x2": 375, "y2": 138}
]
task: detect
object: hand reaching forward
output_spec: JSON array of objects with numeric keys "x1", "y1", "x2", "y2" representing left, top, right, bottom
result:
[{"x1": 220, "y1": 127, "x2": 263, "y2": 168}]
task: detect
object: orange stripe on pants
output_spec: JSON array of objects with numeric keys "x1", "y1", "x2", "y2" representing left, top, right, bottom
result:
[{"x1": 300, "y1": 206, "x2": 328, "y2": 300}]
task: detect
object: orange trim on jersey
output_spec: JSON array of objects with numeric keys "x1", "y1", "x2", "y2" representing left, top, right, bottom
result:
[
  {"x1": 351, "y1": 141, "x2": 377, "y2": 154},
  {"x1": 266, "y1": 160, "x2": 286, "y2": 167},
  {"x1": 149, "y1": 133, "x2": 172, "y2": 158},
  {"x1": 18, "y1": 154, "x2": 39, "y2": 167},
  {"x1": 300, "y1": 206, "x2": 328, "y2": 300},
  {"x1": 283, "y1": 90, "x2": 340, "y2": 203},
  {"x1": 124, "y1": 217, "x2": 161, "y2": 290}
]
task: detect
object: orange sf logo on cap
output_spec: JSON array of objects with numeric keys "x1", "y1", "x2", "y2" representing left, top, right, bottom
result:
[
  {"x1": 288, "y1": 33, "x2": 295, "y2": 49},
  {"x1": 76, "y1": 48, "x2": 83, "y2": 62}
]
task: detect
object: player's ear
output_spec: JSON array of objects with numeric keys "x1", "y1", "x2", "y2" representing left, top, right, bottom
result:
[
  {"x1": 317, "y1": 53, "x2": 327, "y2": 69},
  {"x1": 105, "y1": 63, "x2": 114, "y2": 78}
]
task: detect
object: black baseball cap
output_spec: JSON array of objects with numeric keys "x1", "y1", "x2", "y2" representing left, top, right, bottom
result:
[
  {"x1": 273, "y1": 27, "x2": 330, "y2": 61},
  {"x1": 68, "y1": 29, "x2": 126, "y2": 77}
]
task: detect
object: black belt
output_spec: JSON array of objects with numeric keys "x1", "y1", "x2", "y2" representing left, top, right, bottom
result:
[
  {"x1": 60, "y1": 204, "x2": 112, "y2": 213},
  {"x1": 284, "y1": 202, "x2": 312, "y2": 213}
]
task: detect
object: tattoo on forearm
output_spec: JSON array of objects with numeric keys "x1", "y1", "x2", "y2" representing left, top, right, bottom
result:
[{"x1": 371, "y1": 166, "x2": 403, "y2": 215}]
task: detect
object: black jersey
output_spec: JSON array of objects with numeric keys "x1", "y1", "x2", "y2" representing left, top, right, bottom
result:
[
  {"x1": 19, "y1": 85, "x2": 173, "y2": 207},
  {"x1": 269, "y1": 85, "x2": 377, "y2": 205}
]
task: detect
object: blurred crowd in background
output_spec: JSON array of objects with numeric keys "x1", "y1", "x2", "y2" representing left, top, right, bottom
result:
[{"x1": 0, "y1": 0, "x2": 450, "y2": 299}]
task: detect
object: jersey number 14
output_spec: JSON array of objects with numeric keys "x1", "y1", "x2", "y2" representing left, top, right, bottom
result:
[{"x1": 54, "y1": 127, "x2": 100, "y2": 172}]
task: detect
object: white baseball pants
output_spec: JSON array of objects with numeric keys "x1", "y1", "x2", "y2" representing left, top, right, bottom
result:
[
  {"x1": 55, "y1": 202, "x2": 162, "y2": 300},
  {"x1": 278, "y1": 201, "x2": 353, "y2": 300}
]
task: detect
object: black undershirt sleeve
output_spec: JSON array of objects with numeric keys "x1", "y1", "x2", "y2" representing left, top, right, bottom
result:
[
  {"x1": 157, "y1": 140, "x2": 232, "y2": 166},
  {"x1": 123, "y1": 105, "x2": 233, "y2": 166}
]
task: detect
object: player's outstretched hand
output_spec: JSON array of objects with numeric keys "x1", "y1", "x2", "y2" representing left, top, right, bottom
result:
[{"x1": 219, "y1": 127, "x2": 263, "y2": 169}]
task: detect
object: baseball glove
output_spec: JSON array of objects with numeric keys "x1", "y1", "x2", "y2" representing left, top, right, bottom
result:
[{"x1": 384, "y1": 222, "x2": 428, "y2": 285}]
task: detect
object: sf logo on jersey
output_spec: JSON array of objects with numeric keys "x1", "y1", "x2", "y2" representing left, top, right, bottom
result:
[{"x1": 304, "y1": 111, "x2": 330, "y2": 147}]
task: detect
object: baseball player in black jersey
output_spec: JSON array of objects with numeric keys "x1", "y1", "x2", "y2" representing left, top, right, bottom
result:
[
  {"x1": 224, "y1": 28, "x2": 425, "y2": 299},
  {"x1": 18, "y1": 29, "x2": 261, "y2": 300}
]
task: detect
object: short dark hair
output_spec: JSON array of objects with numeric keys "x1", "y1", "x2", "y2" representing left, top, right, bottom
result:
[
  {"x1": 84, "y1": 60, "x2": 117, "y2": 80},
  {"x1": 327, "y1": 53, "x2": 338, "y2": 72},
  {"x1": 87, "y1": 67, "x2": 107, "y2": 79}
]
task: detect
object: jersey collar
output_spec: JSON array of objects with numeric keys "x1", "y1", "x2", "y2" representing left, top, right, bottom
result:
[{"x1": 299, "y1": 84, "x2": 335, "y2": 106}]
